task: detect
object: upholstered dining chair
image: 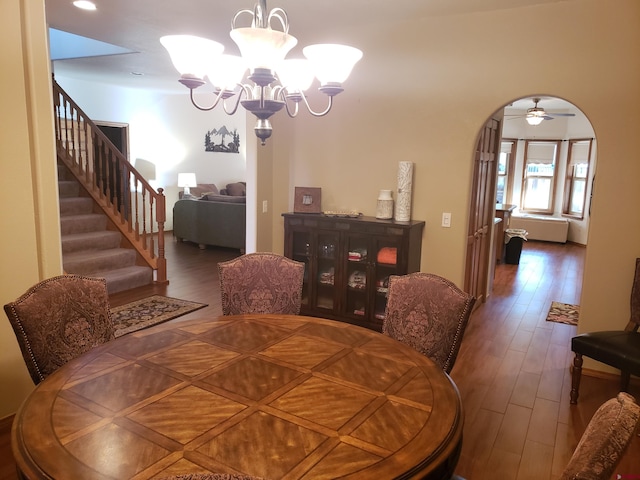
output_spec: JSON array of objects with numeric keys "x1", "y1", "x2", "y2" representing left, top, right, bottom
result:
[
  {"x1": 382, "y1": 272, "x2": 476, "y2": 374},
  {"x1": 570, "y1": 257, "x2": 640, "y2": 404},
  {"x1": 3, "y1": 274, "x2": 114, "y2": 385},
  {"x1": 559, "y1": 392, "x2": 640, "y2": 480},
  {"x1": 218, "y1": 253, "x2": 305, "y2": 315}
]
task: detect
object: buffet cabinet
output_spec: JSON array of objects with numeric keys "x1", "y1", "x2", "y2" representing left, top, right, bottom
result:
[{"x1": 283, "y1": 213, "x2": 425, "y2": 331}]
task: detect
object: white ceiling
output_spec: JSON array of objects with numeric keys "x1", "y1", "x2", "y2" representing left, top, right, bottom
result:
[
  {"x1": 44, "y1": 0, "x2": 582, "y2": 118},
  {"x1": 46, "y1": 0, "x2": 572, "y2": 90}
]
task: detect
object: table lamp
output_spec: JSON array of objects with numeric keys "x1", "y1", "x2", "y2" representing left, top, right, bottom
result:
[{"x1": 178, "y1": 173, "x2": 197, "y2": 197}]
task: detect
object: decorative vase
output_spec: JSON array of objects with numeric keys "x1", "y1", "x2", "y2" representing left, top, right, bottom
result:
[
  {"x1": 376, "y1": 189, "x2": 394, "y2": 219},
  {"x1": 395, "y1": 161, "x2": 413, "y2": 222}
]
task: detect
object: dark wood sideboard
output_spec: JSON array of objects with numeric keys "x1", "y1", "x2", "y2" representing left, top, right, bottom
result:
[{"x1": 283, "y1": 213, "x2": 425, "y2": 331}]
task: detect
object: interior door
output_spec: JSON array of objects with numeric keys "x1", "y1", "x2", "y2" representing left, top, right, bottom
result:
[
  {"x1": 94, "y1": 122, "x2": 130, "y2": 213},
  {"x1": 465, "y1": 117, "x2": 500, "y2": 302}
]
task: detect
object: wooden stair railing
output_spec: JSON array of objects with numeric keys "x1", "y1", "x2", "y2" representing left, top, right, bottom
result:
[{"x1": 53, "y1": 79, "x2": 167, "y2": 285}]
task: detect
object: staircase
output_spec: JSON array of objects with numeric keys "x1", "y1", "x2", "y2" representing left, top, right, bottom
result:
[
  {"x1": 53, "y1": 79, "x2": 167, "y2": 293},
  {"x1": 58, "y1": 163, "x2": 153, "y2": 294}
]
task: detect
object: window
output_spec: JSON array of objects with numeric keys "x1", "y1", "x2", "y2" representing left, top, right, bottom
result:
[
  {"x1": 563, "y1": 138, "x2": 593, "y2": 218},
  {"x1": 521, "y1": 140, "x2": 560, "y2": 213},
  {"x1": 497, "y1": 140, "x2": 515, "y2": 204}
]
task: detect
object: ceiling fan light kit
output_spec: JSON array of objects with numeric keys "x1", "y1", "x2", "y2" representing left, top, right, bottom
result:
[
  {"x1": 526, "y1": 114, "x2": 545, "y2": 126},
  {"x1": 160, "y1": 0, "x2": 362, "y2": 145},
  {"x1": 508, "y1": 97, "x2": 576, "y2": 126}
]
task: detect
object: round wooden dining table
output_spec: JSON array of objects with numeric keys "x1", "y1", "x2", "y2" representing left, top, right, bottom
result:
[{"x1": 12, "y1": 314, "x2": 463, "y2": 480}]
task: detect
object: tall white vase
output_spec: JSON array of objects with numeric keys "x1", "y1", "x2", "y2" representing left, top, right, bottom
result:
[
  {"x1": 395, "y1": 161, "x2": 413, "y2": 221},
  {"x1": 376, "y1": 189, "x2": 394, "y2": 219}
]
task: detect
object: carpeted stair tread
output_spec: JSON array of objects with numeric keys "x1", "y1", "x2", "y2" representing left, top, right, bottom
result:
[
  {"x1": 61, "y1": 231, "x2": 122, "y2": 253},
  {"x1": 59, "y1": 197, "x2": 94, "y2": 216},
  {"x1": 90, "y1": 266, "x2": 153, "y2": 295},
  {"x1": 58, "y1": 180, "x2": 80, "y2": 197},
  {"x1": 63, "y1": 248, "x2": 137, "y2": 275},
  {"x1": 60, "y1": 213, "x2": 108, "y2": 235}
]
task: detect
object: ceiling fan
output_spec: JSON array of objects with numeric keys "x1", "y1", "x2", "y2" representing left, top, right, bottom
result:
[{"x1": 505, "y1": 97, "x2": 576, "y2": 125}]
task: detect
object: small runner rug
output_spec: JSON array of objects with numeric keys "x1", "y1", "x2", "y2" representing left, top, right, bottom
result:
[
  {"x1": 111, "y1": 295, "x2": 208, "y2": 337},
  {"x1": 546, "y1": 301, "x2": 579, "y2": 326}
]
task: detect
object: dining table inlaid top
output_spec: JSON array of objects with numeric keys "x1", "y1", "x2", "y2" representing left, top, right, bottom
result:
[{"x1": 12, "y1": 314, "x2": 463, "y2": 480}]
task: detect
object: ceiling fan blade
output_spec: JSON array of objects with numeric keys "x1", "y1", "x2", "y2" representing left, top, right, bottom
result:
[{"x1": 547, "y1": 112, "x2": 576, "y2": 117}]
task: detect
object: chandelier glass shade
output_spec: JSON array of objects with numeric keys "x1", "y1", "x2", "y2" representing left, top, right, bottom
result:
[{"x1": 160, "y1": 0, "x2": 363, "y2": 145}]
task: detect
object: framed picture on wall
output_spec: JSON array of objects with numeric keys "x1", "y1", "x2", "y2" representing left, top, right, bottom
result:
[{"x1": 294, "y1": 187, "x2": 322, "y2": 214}]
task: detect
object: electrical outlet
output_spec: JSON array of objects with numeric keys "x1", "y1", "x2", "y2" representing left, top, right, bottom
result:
[
  {"x1": 262, "y1": 200, "x2": 268, "y2": 213},
  {"x1": 442, "y1": 212, "x2": 451, "y2": 227}
]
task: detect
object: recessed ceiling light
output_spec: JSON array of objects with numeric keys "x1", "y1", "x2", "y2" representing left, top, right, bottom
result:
[{"x1": 73, "y1": 1, "x2": 97, "y2": 11}]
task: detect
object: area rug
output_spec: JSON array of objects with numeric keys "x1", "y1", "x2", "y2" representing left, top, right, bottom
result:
[
  {"x1": 111, "y1": 295, "x2": 207, "y2": 337},
  {"x1": 546, "y1": 301, "x2": 579, "y2": 326}
]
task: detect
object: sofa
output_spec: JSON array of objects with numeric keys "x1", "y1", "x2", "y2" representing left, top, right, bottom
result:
[{"x1": 173, "y1": 182, "x2": 246, "y2": 251}]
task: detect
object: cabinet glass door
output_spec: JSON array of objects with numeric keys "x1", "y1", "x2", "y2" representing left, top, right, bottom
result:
[
  {"x1": 372, "y1": 237, "x2": 402, "y2": 322},
  {"x1": 315, "y1": 232, "x2": 339, "y2": 312},
  {"x1": 344, "y1": 234, "x2": 370, "y2": 319},
  {"x1": 290, "y1": 230, "x2": 312, "y2": 307}
]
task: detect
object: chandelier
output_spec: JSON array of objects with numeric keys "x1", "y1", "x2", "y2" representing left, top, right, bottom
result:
[{"x1": 161, "y1": 0, "x2": 363, "y2": 145}]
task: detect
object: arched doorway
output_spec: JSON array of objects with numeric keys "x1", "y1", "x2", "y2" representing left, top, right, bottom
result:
[{"x1": 465, "y1": 96, "x2": 595, "y2": 302}]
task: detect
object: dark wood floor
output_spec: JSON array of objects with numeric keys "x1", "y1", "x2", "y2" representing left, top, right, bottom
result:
[
  {"x1": 453, "y1": 240, "x2": 639, "y2": 480},
  {"x1": 1, "y1": 235, "x2": 638, "y2": 479}
]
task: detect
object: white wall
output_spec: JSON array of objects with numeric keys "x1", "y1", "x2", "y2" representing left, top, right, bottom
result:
[
  {"x1": 267, "y1": 0, "x2": 640, "y2": 378},
  {"x1": 54, "y1": 76, "x2": 248, "y2": 230},
  {"x1": 1, "y1": 0, "x2": 62, "y2": 418}
]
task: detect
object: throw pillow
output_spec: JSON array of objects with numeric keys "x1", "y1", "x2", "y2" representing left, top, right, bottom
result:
[
  {"x1": 194, "y1": 183, "x2": 219, "y2": 196},
  {"x1": 226, "y1": 182, "x2": 246, "y2": 196}
]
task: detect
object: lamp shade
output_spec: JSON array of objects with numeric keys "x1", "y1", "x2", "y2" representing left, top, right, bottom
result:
[
  {"x1": 302, "y1": 44, "x2": 363, "y2": 85},
  {"x1": 177, "y1": 172, "x2": 197, "y2": 188},
  {"x1": 230, "y1": 27, "x2": 297, "y2": 71},
  {"x1": 160, "y1": 35, "x2": 224, "y2": 79}
]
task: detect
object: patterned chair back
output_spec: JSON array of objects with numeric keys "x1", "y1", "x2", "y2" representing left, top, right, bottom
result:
[
  {"x1": 218, "y1": 253, "x2": 305, "y2": 315},
  {"x1": 383, "y1": 272, "x2": 476, "y2": 373},
  {"x1": 560, "y1": 392, "x2": 640, "y2": 480},
  {"x1": 4, "y1": 274, "x2": 114, "y2": 384}
]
